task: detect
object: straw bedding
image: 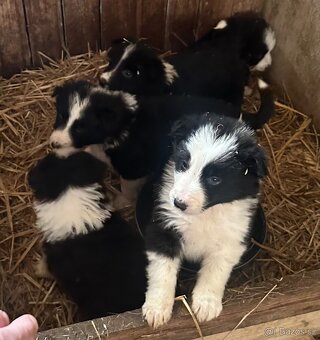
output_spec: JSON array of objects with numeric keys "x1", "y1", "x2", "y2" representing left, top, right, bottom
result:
[{"x1": 0, "y1": 53, "x2": 319, "y2": 331}]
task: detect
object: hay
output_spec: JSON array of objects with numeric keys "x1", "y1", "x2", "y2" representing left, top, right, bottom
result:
[{"x1": 0, "y1": 52, "x2": 319, "y2": 331}]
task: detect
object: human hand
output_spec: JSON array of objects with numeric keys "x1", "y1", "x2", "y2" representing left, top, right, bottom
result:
[{"x1": 0, "y1": 310, "x2": 38, "y2": 340}]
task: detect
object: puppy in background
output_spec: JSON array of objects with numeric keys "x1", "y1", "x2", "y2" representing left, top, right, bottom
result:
[
  {"x1": 28, "y1": 146, "x2": 147, "y2": 319},
  {"x1": 142, "y1": 114, "x2": 267, "y2": 328}
]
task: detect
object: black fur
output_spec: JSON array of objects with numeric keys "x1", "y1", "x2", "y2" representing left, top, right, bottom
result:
[{"x1": 28, "y1": 151, "x2": 147, "y2": 320}]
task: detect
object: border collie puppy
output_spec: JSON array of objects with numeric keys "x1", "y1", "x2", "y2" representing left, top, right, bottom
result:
[
  {"x1": 28, "y1": 147, "x2": 147, "y2": 319},
  {"x1": 142, "y1": 114, "x2": 267, "y2": 328},
  {"x1": 49, "y1": 80, "x2": 273, "y2": 184},
  {"x1": 99, "y1": 38, "x2": 249, "y2": 109},
  {"x1": 49, "y1": 80, "x2": 138, "y2": 149},
  {"x1": 194, "y1": 12, "x2": 276, "y2": 72}
]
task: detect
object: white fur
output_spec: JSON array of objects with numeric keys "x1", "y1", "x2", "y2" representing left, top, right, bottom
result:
[
  {"x1": 214, "y1": 20, "x2": 228, "y2": 30},
  {"x1": 49, "y1": 94, "x2": 89, "y2": 148},
  {"x1": 169, "y1": 125, "x2": 251, "y2": 214},
  {"x1": 54, "y1": 146, "x2": 78, "y2": 158},
  {"x1": 34, "y1": 184, "x2": 112, "y2": 242},
  {"x1": 252, "y1": 27, "x2": 276, "y2": 72},
  {"x1": 162, "y1": 61, "x2": 178, "y2": 85},
  {"x1": 142, "y1": 252, "x2": 181, "y2": 328},
  {"x1": 258, "y1": 78, "x2": 268, "y2": 89},
  {"x1": 100, "y1": 44, "x2": 136, "y2": 84}
]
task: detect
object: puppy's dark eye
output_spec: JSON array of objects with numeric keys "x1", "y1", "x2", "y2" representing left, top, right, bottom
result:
[
  {"x1": 207, "y1": 176, "x2": 221, "y2": 186},
  {"x1": 122, "y1": 69, "x2": 133, "y2": 78}
]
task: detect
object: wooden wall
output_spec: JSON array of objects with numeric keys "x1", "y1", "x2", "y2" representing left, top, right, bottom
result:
[{"x1": 0, "y1": 0, "x2": 264, "y2": 78}]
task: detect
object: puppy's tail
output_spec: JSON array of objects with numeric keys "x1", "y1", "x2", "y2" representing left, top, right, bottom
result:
[{"x1": 242, "y1": 79, "x2": 275, "y2": 130}]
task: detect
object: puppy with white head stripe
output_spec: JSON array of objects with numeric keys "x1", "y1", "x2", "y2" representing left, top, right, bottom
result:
[{"x1": 143, "y1": 114, "x2": 267, "y2": 328}]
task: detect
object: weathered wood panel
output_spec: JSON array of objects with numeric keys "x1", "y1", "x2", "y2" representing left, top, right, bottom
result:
[
  {"x1": 137, "y1": 0, "x2": 168, "y2": 49},
  {"x1": 0, "y1": 0, "x2": 266, "y2": 77},
  {"x1": 263, "y1": 0, "x2": 320, "y2": 126},
  {"x1": 0, "y1": 0, "x2": 31, "y2": 77},
  {"x1": 100, "y1": 0, "x2": 138, "y2": 50},
  {"x1": 24, "y1": 0, "x2": 63, "y2": 66},
  {"x1": 165, "y1": 0, "x2": 200, "y2": 51},
  {"x1": 63, "y1": 0, "x2": 100, "y2": 55},
  {"x1": 38, "y1": 270, "x2": 320, "y2": 339}
]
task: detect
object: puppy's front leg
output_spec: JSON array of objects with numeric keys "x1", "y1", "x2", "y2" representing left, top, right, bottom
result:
[
  {"x1": 192, "y1": 246, "x2": 245, "y2": 323},
  {"x1": 142, "y1": 251, "x2": 181, "y2": 328}
]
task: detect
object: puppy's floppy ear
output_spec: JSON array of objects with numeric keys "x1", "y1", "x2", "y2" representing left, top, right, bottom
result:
[
  {"x1": 169, "y1": 115, "x2": 199, "y2": 148},
  {"x1": 237, "y1": 143, "x2": 267, "y2": 178}
]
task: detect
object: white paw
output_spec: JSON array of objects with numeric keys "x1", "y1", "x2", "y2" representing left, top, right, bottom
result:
[
  {"x1": 192, "y1": 292, "x2": 223, "y2": 323},
  {"x1": 142, "y1": 300, "x2": 173, "y2": 329}
]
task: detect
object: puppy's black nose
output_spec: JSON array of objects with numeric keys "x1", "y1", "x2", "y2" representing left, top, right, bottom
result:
[{"x1": 174, "y1": 198, "x2": 187, "y2": 211}]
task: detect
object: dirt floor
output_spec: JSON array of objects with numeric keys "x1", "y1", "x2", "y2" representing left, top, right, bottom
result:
[{"x1": 0, "y1": 52, "x2": 319, "y2": 331}]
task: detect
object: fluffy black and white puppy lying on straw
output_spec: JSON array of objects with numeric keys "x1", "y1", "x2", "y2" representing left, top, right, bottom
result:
[
  {"x1": 142, "y1": 114, "x2": 267, "y2": 328},
  {"x1": 28, "y1": 147, "x2": 147, "y2": 319}
]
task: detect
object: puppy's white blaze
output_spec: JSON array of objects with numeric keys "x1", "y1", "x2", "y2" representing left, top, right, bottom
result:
[
  {"x1": 162, "y1": 61, "x2": 178, "y2": 85},
  {"x1": 101, "y1": 44, "x2": 136, "y2": 83},
  {"x1": 214, "y1": 20, "x2": 228, "y2": 30},
  {"x1": 34, "y1": 184, "x2": 112, "y2": 242},
  {"x1": 186, "y1": 125, "x2": 239, "y2": 164},
  {"x1": 258, "y1": 78, "x2": 269, "y2": 89},
  {"x1": 49, "y1": 94, "x2": 89, "y2": 147}
]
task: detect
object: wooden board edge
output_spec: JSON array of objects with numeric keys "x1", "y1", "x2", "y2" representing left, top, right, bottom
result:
[{"x1": 37, "y1": 269, "x2": 320, "y2": 339}]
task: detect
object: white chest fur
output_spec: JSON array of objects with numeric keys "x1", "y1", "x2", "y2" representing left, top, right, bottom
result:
[{"x1": 34, "y1": 184, "x2": 112, "y2": 242}]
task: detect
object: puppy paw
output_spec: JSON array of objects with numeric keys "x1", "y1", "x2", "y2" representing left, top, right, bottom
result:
[
  {"x1": 142, "y1": 300, "x2": 173, "y2": 328},
  {"x1": 192, "y1": 292, "x2": 222, "y2": 323}
]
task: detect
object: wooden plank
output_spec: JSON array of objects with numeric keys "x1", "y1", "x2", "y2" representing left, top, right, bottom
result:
[
  {"x1": 137, "y1": 0, "x2": 168, "y2": 50},
  {"x1": 100, "y1": 0, "x2": 138, "y2": 50},
  {"x1": 165, "y1": 0, "x2": 200, "y2": 51},
  {"x1": 232, "y1": 0, "x2": 264, "y2": 14},
  {"x1": 63, "y1": 0, "x2": 100, "y2": 55},
  {"x1": 197, "y1": 311, "x2": 320, "y2": 339},
  {"x1": 0, "y1": 0, "x2": 31, "y2": 77},
  {"x1": 38, "y1": 270, "x2": 320, "y2": 340},
  {"x1": 23, "y1": 0, "x2": 64, "y2": 66},
  {"x1": 196, "y1": 0, "x2": 234, "y2": 39}
]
